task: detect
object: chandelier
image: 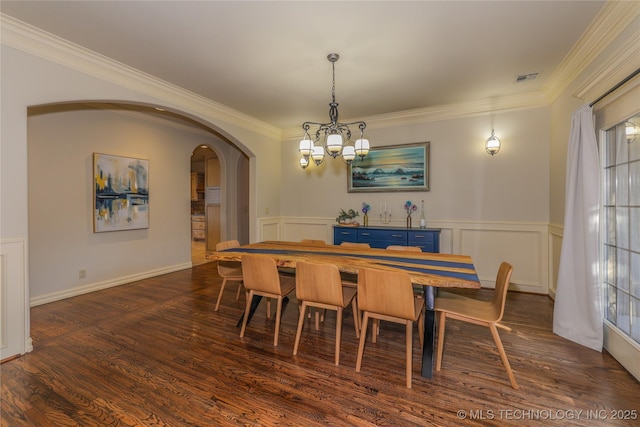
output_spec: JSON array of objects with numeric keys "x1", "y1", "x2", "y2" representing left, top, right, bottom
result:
[{"x1": 299, "y1": 53, "x2": 370, "y2": 169}]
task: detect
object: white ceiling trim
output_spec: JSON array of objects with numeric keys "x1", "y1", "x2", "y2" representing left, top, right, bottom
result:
[
  {"x1": 574, "y1": 26, "x2": 640, "y2": 104},
  {"x1": 0, "y1": 14, "x2": 282, "y2": 140},
  {"x1": 543, "y1": 1, "x2": 640, "y2": 104}
]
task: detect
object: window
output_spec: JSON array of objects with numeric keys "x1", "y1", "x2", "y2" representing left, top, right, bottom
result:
[{"x1": 602, "y1": 113, "x2": 640, "y2": 344}]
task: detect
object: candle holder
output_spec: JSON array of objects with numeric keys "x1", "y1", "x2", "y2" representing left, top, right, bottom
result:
[{"x1": 379, "y1": 212, "x2": 392, "y2": 225}]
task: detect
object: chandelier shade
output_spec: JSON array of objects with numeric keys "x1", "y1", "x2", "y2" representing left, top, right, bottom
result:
[
  {"x1": 299, "y1": 53, "x2": 370, "y2": 168},
  {"x1": 485, "y1": 129, "x2": 501, "y2": 156}
]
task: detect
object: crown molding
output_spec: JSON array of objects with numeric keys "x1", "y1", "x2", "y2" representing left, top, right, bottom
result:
[
  {"x1": 543, "y1": 1, "x2": 640, "y2": 103},
  {"x1": 573, "y1": 26, "x2": 640, "y2": 104},
  {"x1": 1, "y1": 14, "x2": 282, "y2": 140}
]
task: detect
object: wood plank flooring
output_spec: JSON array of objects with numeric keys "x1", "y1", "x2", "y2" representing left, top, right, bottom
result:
[{"x1": 2, "y1": 262, "x2": 638, "y2": 426}]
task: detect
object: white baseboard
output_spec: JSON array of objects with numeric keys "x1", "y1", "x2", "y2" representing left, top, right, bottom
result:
[
  {"x1": 603, "y1": 320, "x2": 640, "y2": 382},
  {"x1": 30, "y1": 262, "x2": 193, "y2": 307}
]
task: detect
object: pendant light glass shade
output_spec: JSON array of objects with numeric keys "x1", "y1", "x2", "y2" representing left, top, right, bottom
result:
[
  {"x1": 311, "y1": 143, "x2": 325, "y2": 166},
  {"x1": 342, "y1": 144, "x2": 356, "y2": 163},
  {"x1": 485, "y1": 129, "x2": 501, "y2": 156},
  {"x1": 299, "y1": 135, "x2": 313, "y2": 157},
  {"x1": 299, "y1": 156, "x2": 309, "y2": 169},
  {"x1": 355, "y1": 138, "x2": 370, "y2": 159},
  {"x1": 326, "y1": 132, "x2": 344, "y2": 157}
]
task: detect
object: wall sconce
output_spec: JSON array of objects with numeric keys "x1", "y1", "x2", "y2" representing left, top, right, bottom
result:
[
  {"x1": 485, "y1": 129, "x2": 501, "y2": 156},
  {"x1": 626, "y1": 121, "x2": 639, "y2": 142}
]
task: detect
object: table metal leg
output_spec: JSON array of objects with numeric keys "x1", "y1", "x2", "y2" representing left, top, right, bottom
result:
[
  {"x1": 236, "y1": 295, "x2": 290, "y2": 328},
  {"x1": 421, "y1": 285, "x2": 436, "y2": 378}
]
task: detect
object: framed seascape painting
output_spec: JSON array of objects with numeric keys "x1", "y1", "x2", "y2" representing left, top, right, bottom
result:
[
  {"x1": 94, "y1": 153, "x2": 149, "y2": 232},
  {"x1": 347, "y1": 142, "x2": 430, "y2": 192}
]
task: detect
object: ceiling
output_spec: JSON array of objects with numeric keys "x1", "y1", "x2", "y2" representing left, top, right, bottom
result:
[{"x1": 1, "y1": 1, "x2": 607, "y2": 130}]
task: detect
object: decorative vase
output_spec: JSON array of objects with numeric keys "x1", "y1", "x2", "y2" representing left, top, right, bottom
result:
[
  {"x1": 363, "y1": 213, "x2": 369, "y2": 227},
  {"x1": 419, "y1": 200, "x2": 426, "y2": 228},
  {"x1": 406, "y1": 215, "x2": 412, "y2": 228}
]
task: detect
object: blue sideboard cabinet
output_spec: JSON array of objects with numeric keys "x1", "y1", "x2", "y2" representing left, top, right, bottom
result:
[{"x1": 333, "y1": 225, "x2": 441, "y2": 253}]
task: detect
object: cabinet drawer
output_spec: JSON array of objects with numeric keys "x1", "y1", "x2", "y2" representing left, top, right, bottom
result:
[
  {"x1": 334, "y1": 227, "x2": 357, "y2": 245},
  {"x1": 408, "y1": 231, "x2": 434, "y2": 244},
  {"x1": 192, "y1": 229, "x2": 206, "y2": 240},
  {"x1": 408, "y1": 230, "x2": 440, "y2": 253},
  {"x1": 192, "y1": 221, "x2": 205, "y2": 230},
  {"x1": 358, "y1": 229, "x2": 406, "y2": 243}
]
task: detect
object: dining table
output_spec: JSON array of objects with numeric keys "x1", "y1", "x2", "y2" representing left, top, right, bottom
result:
[{"x1": 209, "y1": 240, "x2": 481, "y2": 379}]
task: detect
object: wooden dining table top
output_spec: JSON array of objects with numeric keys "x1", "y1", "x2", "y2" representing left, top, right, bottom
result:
[{"x1": 209, "y1": 240, "x2": 480, "y2": 289}]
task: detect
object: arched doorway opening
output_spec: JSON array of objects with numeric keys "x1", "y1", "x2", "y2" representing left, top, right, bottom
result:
[{"x1": 190, "y1": 145, "x2": 218, "y2": 266}]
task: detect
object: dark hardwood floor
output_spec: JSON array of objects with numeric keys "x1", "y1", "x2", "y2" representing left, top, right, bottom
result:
[{"x1": 2, "y1": 262, "x2": 638, "y2": 426}]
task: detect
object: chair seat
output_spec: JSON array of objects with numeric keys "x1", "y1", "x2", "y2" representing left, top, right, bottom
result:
[{"x1": 435, "y1": 291, "x2": 500, "y2": 323}]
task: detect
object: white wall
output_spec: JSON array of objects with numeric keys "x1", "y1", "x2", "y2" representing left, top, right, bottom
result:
[
  {"x1": 0, "y1": 36, "x2": 282, "y2": 356},
  {"x1": 27, "y1": 106, "x2": 230, "y2": 302},
  {"x1": 281, "y1": 108, "x2": 550, "y2": 222},
  {"x1": 278, "y1": 108, "x2": 551, "y2": 293}
]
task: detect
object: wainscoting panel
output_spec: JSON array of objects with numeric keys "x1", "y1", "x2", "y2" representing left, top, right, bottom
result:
[
  {"x1": 0, "y1": 238, "x2": 31, "y2": 359},
  {"x1": 258, "y1": 218, "x2": 281, "y2": 242},
  {"x1": 281, "y1": 217, "x2": 334, "y2": 244},
  {"x1": 459, "y1": 226, "x2": 546, "y2": 293}
]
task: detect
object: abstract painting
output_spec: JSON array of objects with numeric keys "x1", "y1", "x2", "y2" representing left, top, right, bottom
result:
[
  {"x1": 347, "y1": 142, "x2": 430, "y2": 192},
  {"x1": 94, "y1": 153, "x2": 149, "y2": 232}
]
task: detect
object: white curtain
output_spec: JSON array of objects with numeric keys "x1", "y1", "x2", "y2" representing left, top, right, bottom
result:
[{"x1": 553, "y1": 104, "x2": 602, "y2": 351}]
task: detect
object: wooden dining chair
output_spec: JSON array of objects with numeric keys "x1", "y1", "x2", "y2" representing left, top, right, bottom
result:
[
  {"x1": 300, "y1": 239, "x2": 326, "y2": 245},
  {"x1": 340, "y1": 242, "x2": 370, "y2": 248},
  {"x1": 378, "y1": 244, "x2": 424, "y2": 333},
  {"x1": 293, "y1": 261, "x2": 360, "y2": 365},
  {"x1": 355, "y1": 268, "x2": 425, "y2": 388},
  {"x1": 435, "y1": 262, "x2": 518, "y2": 389},
  {"x1": 338, "y1": 242, "x2": 370, "y2": 287},
  {"x1": 239, "y1": 254, "x2": 296, "y2": 346},
  {"x1": 214, "y1": 240, "x2": 244, "y2": 311}
]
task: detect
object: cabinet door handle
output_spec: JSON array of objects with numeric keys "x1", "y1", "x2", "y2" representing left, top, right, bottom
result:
[
  {"x1": 413, "y1": 235, "x2": 425, "y2": 239},
  {"x1": 391, "y1": 234, "x2": 403, "y2": 238},
  {"x1": 340, "y1": 232, "x2": 351, "y2": 235},
  {"x1": 361, "y1": 233, "x2": 371, "y2": 236}
]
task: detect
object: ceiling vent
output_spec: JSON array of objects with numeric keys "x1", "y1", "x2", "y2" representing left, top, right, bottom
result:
[{"x1": 515, "y1": 72, "x2": 540, "y2": 83}]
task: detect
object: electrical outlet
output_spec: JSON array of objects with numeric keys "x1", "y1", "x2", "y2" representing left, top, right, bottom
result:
[
  {"x1": 265, "y1": 208, "x2": 269, "y2": 215},
  {"x1": 79, "y1": 269, "x2": 86, "y2": 279}
]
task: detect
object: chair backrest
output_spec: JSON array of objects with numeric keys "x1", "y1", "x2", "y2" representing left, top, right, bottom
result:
[
  {"x1": 340, "y1": 242, "x2": 370, "y2": 248},
  {"x1": 357, "y1": 268, "x2": 417, "y2": 320},
  {"x1": 216, "y1": 239, "x2": 240, "y2": 251},
  {"x1": 241, "y1": 255, "x2": 282, "y2": 294},
  {"x1": 300, "y1": 239, "x2": 326, "y2": 246},
  {"x1": 491, "y1": 262, "x2": 514, "y2": 322},
  {"x1": 215, "y1": 240, "x2": 242, "y2": 275},
  {"x1": 386, "y1": 245, "x2": 422, "y2": 252},
  {"x1": 295, "y1": 261, "x2": 345, "y2": 306}
]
